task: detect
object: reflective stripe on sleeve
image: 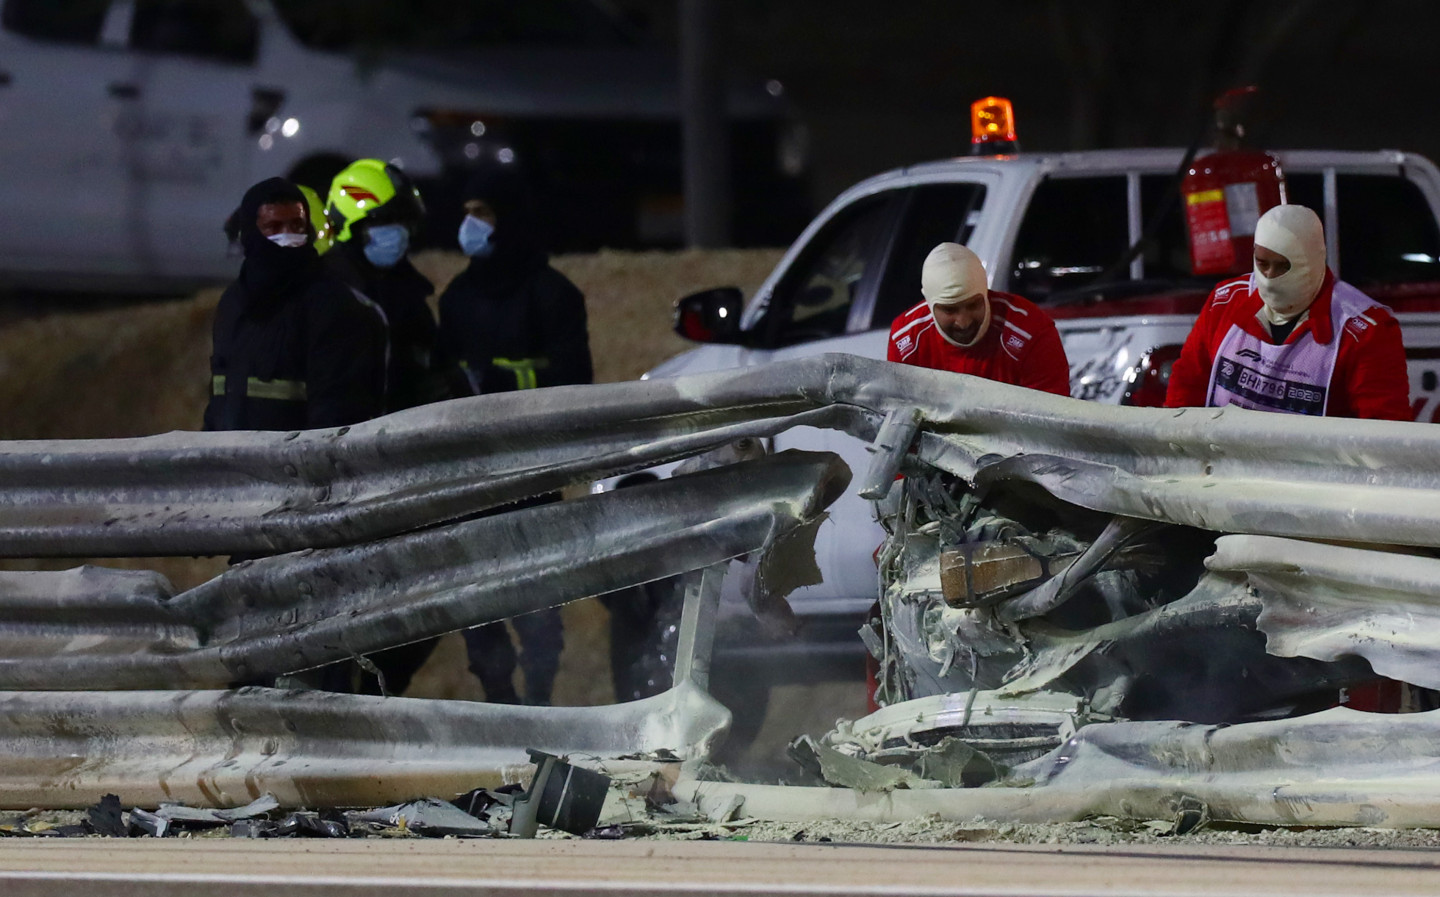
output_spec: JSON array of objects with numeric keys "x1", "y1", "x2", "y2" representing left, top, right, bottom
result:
[
  {"x1": 491, "y1": 357, "x2": 550, "y2": 391},
  {"x1": 211, "y1": 375, "x2": 308, "y2": 401}
]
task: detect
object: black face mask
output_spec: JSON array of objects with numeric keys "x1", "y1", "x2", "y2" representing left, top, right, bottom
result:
[{"x1": 231, "y1": 177, "x2": 320, "y2": 305}]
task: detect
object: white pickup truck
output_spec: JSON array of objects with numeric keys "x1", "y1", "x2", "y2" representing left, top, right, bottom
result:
[
  {"x1": 636, "y1": 142, "x2": 1440, "y2": 716},
  {"x1": 0, "y1": 0, "x2": 803, "y2": 291}
]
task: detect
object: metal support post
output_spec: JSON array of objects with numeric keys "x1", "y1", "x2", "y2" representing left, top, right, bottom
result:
[{"x1": 671, "y1": 563, "x2": 726, "y2": 691}]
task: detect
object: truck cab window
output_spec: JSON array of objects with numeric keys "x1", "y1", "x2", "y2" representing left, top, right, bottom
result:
[
  {"x1": 1236, "y1": 174, "x2": 1440, "y2": 286},
  {"x1": 2, "y1": 0, "x2": 109, "y2": 43},
  {"x1": 1283, "y1": 173, "x2": 1325, "y2": 224},
  {"x1": 872, "y1": 183, "x2": 988, "y2": 328},
  {"x1": 1336, "y1": 174, "x2": 1440, "y2": 286},
  {"x1": 1010, "y1": 176, "x2": 1128, "y2": 302},
  {"x1": 759, "y1": 193, "x2": 894, "y2": 347},
  {"x1": 131, "y1": 0, "x2": 258, "y2": 64},
  {"x1": 1138, "y1": 175, "x2": 1200, "y2": 282}
]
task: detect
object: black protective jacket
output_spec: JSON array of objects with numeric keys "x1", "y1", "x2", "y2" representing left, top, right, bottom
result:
[
  {"x1": 325, "y1": 245, "x2": 447, "y2": 412},
  {"x1": 204, "y1": 254, "x2": 388, "y2": 432},
  {"x1": 437, "y1": 248, "x2": 593, "y2": 395}
]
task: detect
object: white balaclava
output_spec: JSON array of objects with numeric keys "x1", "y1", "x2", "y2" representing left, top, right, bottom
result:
[
  {"x1": 921, "y1": 242, "x2": 991, "y2": 347},
  {"x1": 1253, "y1": 204, "x2": 1327, "y2": 324}
]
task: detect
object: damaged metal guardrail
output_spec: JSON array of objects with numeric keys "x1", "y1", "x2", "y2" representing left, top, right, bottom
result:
[
  {"x1": 0, "y1": 451, "x2": 845, "y2": 690},
  {"x1": 6, "y1": 353, "x2": 1440, "y2": 825},
  {"x1": 0, "y1": 682, "x2": 728, "y2": 811},
  {"x1": 0, "y1": 361, "x2": 874, "y2": 809},
  {"x1": 0, "y1": 365, "x2": 875, "y2": 557},
  {"x1": 672, "y1": 703, "x2": 1440, "y2": 828},
  {"x1": 2, "y1": 353, "x2": 1439, "y2": 555}
]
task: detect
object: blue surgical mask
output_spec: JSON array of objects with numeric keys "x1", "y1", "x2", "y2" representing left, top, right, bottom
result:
[
  {"x1": 363, "y1": 223, "x2": 410, "y2": 268},
  {"x1": 458, "y1": 215, "x2": 495, "y2": 258}
]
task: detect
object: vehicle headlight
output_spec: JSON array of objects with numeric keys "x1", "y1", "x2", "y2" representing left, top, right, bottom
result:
[
  {"x1": 411, "y1": 108, "x2": 515, "y2": 168},
  {"x1": 778, "y1": 121, "x2": 809, "y2": 177}
]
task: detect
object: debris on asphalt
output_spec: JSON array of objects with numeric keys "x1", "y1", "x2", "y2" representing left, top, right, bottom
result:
[
  {"x1": 354, "y1": 799, "x2": 495, "y2": 838},
  {"x1": 152, "y1": 793, "x2": 281, "y2": 829},
  {"x1": 126, "y1": 808, "x2": 170, "y2": 838},
  {"x1": 85, "y1": 794, "x2": 125, "y2": 837},
  {"x1": 788, "y1": 735, "x2": 941, "y2": 793},
  {"x1": 510, "y1": 750, "x2": 613, "y2": 837}
]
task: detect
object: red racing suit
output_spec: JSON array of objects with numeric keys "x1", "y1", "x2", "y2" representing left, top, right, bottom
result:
[
  {"x1": 887, "y1": 291, "x2": 1071, "y2": 397},
  {"x1": 1164, "y1": 270, "x2": 1411, "y2": 421}
]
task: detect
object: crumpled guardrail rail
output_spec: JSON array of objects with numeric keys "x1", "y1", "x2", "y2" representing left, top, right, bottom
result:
[
  {"x1": 1, "y1": 353, "x2": 1438, "y2": 814},
  {"x1": 1216, "y1": 533, "x2": 1440, "y2": 691},
  {"x1": 0, "y1": 682, "x2": 728, "y2": 810},
  {"x1": 1, "y1": 354, "x2": 1437, "y2": 557},
  {"x1": 673, "y1": 706, "x2": 1440, "y2": 828},
  {"x1": 0, "y1": 362, "x2": 878, "y2": 557},
  {"x1": 0, "y1": 451, "x2": 849, "y2": 690},
  {"x1": 887, "y1": 376, "x2": 1440, "y2": 548}
]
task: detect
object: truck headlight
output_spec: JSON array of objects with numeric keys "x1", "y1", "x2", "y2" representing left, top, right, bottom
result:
[{"x1": 778, "y1": 121, "x2": 809, "y2": 177}]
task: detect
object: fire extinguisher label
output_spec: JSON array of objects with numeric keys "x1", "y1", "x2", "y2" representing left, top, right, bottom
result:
[
  {"x1": 1224, "y1": 182, "x2": 1261, "y2": 237},
  {"x1": 1186, "y1": 190, "x2": 1234, "y2": 274}
]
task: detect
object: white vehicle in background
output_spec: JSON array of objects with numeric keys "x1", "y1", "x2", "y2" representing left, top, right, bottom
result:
[
  {"x1": 0, "y1": 0, "x2": 804, "y2": 292},
  {"x1": 632, "y1": 97, "x2": 1440, "y2": 719}
]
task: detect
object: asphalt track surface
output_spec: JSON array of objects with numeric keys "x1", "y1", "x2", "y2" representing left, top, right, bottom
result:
[{"x1": 3, "y1": 838, "x2": 1440, "y2": 896}]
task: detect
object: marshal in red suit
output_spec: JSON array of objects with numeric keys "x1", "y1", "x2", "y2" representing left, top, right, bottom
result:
[{"x1": 887, "y1": 242, "x2": 1070, "y2": 397}]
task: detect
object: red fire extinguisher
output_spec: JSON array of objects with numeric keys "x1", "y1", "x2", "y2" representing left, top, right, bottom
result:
[
  {"x1": 1181, "y1": 87, "x2": 1287, "y2": 276},
  {"x1": 1182, "y1": 151, "x2": 1287, "y2": 276}
]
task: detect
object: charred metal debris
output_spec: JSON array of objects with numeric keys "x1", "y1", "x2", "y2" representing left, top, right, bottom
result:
[
  {"x1": 4, "y1": 354, "x2": 1440, "y2": 830},
  {"x1": 1, "y1": 750, "x2": 608, "y2": 839}
]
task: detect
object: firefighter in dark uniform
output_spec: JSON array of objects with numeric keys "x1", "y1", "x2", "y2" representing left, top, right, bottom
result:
[
  {"x1": 316, "y1": 161, "x2": 449, "y2": 698},
  {"x1": 437, "y1": 170, "x2": 593, "y2": 398},
  {"x1": 438, "y1": 167, "x2": 594, "y2": 705},
  {"x1": 323, "y1": 159, "x2": 448, "y2": 413},
  {"x1": 206, "y1": 176, "x2": 386, "y2": 433},
  {"x1": 209, "y1": 177, "x2": 428, "y2": 697}
]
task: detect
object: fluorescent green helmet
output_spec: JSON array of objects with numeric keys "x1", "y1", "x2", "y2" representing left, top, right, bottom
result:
[
  {"x1": 325, "y1": 158, "x2": 426, "y2": 244},
  {"x1": 296, "y1": 184, "x2": 333, "y2": 256}
]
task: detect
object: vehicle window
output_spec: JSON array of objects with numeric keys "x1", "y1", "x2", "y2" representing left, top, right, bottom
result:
[
  {"x1": 274, "y1": 0, "x2": 636, "y2": 51},
  {"x1": 760, "y1": 193, "x2": 894, "y2": 348},
  {"x1": 1283, "y1": 173, "x2": 1324, "y2": 216},
  {"x1": 1235, "y1": 173, "x2": 1440, "y2": 285},
  {"x1": 1138, "y1": 175, "x2": 1198, "y2": 281},
  {"x1": 1336, "y1": 174, "x2": 1440, "y2": 285},
  {"x1": 871, "y1": 183, "x2": 988, "y2": 328},
  {"x1": 131, "y1": 0, "x2": 258, "y2": 64},
  {"x1": 2, "y1": 0, "x2": 109, "y2": 44},
  {"x1": 1010, "y1": 177, "x2": 1128, "y2": 302},
  {"x1": 1139, "y1": 172, "x2": 1344, "y2": 283}
]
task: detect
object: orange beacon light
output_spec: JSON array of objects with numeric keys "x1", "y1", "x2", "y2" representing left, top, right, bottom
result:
[{"x1": 971, "y1": 96, "x2": 1018, "y2": 153}]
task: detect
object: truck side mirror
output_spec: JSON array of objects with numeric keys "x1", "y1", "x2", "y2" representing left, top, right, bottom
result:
[{"x1": 673, "y1": 287, "x2": 745, "y2": 343}]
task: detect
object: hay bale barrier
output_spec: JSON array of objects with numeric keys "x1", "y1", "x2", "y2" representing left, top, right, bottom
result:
[
  {"x1": 0, "y1": 249, "x2": 783, "y2": 705},
  {"x1": 0, "y1": 248, "x2": 783, "y2": 441}
]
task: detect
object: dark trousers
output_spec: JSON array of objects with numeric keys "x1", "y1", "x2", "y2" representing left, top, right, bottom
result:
[
  {"x1": 462, "y1": 607, "x2": 564, "y2": 705},
  {"x1": 313, "y1": 637, "x2": 438, "y2": 696},
  {"x1": 598, "y1": 578, "x2": 683, "y2": 703}
]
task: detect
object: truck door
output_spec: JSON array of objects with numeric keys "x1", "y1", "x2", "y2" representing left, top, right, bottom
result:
[
  {"x1": 1005, "y1": 176, "x2": 1130, "y2": 303},
  {"x1": 0, "y1": 0, "x2": 140, "y2": 281},
  {"x1": 760, "y1": 182, "x2": 992, "y2": 607},
  {"x1": 786, "y1": 180, "x2": 992, "y2": 608},
  {"x1": 867, "y1": 181, "x2": 991, "y2": 330},
  {"x1": 753, "y1": 191, "x2": 900, "y2": 609},
  {"x1": 753, "y1": 192, "x2": 899, "y2": 352},
  {"x1": 120, "y1": 0, "x2": 262, "y2": 280},
  {"x1": 1006, "y1": 175, "x2": 1131, "y2": 400}
]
